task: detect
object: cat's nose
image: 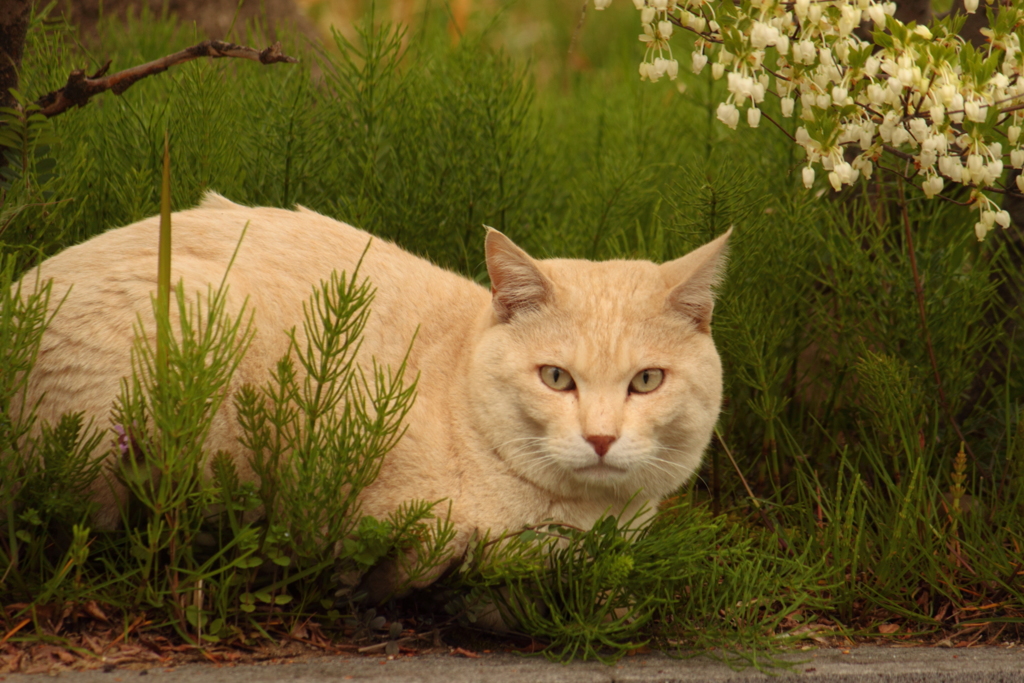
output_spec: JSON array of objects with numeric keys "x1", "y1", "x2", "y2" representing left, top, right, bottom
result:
[{"x1": 585, "y1": 434, "x2": 617, "y2": 457}]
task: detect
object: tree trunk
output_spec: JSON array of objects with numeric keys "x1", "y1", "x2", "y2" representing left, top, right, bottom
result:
[{"x1": 0, "y1": 0, "x2": 31, "y2": 112}]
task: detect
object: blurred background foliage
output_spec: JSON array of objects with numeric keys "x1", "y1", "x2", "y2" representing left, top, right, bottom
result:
[{"x1": 1, "y1": 0, "x2": 1022, "y2": 659}]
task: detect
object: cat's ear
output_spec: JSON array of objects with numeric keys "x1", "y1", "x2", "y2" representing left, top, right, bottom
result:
[
  {"x1": 661, "y1": 228, "x2": 732, "y2": 333},
  {"x1": 485, "y1": 228, "x2": 552, "y2": 323}
]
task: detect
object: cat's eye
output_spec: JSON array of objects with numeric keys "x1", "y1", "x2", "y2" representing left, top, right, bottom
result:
[
  {"x1": 629, "y1": 369, "x2": 664, "y2": 394},
  {"x1": 540, "y1": 366, "x2": 576, "y2": 391}
]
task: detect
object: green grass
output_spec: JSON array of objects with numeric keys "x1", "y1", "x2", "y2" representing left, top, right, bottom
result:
[{"x1": 1, "y1": 0, "x2": 1022, "y2": 664}]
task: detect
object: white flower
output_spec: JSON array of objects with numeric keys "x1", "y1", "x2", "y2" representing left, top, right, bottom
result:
[
  {"x1": 632, "y1": 0, "x2": 643, "y2": 8},
  {"x1": 930, "y1": 105, "x2": 945, "y2": 125},
  {"x1": 653, "y1": 58, "x2": 679, "y2": 80},
  {"x1": 996, "y1": 210, "x2": 1012, "y2": 228},
  {"x1": 950, "y1": 94, "x2": 965, "y2": 123},
  {"x1": 828, "y1": 171, "x2": 843, "y2": 191},
  {"x1": 867, "y1": 3, "x2": 885, "y2": 24},
  {"x1": 794, "y1": 40, "x2": 816, "y2": 65},
  {"x1": 864, "y1": 56, "x2": 880, "y2": 77},
  {"x1": 1010, "y1": 126, "x2": 1021, "y2": 145},
  {"x1": 781, "y1": 97, "x2": 795, "y2": 117},
  {"x1": 594, "y1": 0, "x2": 613, "y2": 9},
  {"x1": 641, "y1": 7, "x2": 656, "y2": 24},
  {"x1": 691, "y1": 52, "x2": 708, "y2": 74},
  {"x1": 776, "y1": 35, "x2": 790, "y2": 56},
  {"x1": 922, "y1": 175, "x2": 944, "y2": 198},
  {"x1": 975, "y1": 221, "x2": 991, "y2": 241},
  {"x1": 867, "y1": 84, "x2": 886, "y2": 106},
  {"x1": 891, "y1": 127, "x2": 910, "y2": 146},
  {"x1": 913, "y1": 25, "x2": 932, "y2": 40},
  {"x1": 1012, "y1": 149, "x2": 1024, "y2": 168},
  {"x1": 802, "y1": 166, "x2": 815, "y2": 188},
  {"x1": 658, "y1": 20, "x2": 674, "y2": 39},
  {"x1": 1017, "y1": 173, "x2": 1024, "y2": 193},
  {"x1": 832, "y1": 86, "x2": 848, "y2": 103},
  {"x1": 751, "y1": 22, "x2": 778, "y2": 49},
  {"x1": 964, "y1": 100, "x2": 986, "y2": 123},
  {"x1": 717, "y1": 102, "x2": 740, "y2": 129},
  {"x1": 909, "y1": 118, "x2": 929, "y2": 143},
  {"x1": 748, "y1": 107, "x2": 762, "y2": 128},
  {"x1": 965, "y1": 0, "x2": 979, "y2": 12},
  {"x1": 712, "y1": 63, "x2": 725, "y2": 80}
]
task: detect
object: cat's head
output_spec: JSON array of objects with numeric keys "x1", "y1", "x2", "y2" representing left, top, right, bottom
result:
[{"x1": 468, "y1": 229, "x2": 730, "y2": 505}]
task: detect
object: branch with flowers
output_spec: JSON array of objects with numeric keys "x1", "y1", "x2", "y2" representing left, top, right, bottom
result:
[{"x1": 593, "y1": 0, "x2": 1024, "y2": 240}]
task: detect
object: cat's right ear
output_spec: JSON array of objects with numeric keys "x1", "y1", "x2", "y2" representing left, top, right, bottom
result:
[
  {"x1": 661, "y1": 227, "x2": 732, "y2": 333},
  {"x1": 485, "y1": 228, "x2": 552, "y2": 323}
]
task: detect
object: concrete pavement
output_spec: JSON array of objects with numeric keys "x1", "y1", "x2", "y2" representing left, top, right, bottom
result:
[{"x1": 2, "y1": 646, "x2": 1022, "y2": 682}]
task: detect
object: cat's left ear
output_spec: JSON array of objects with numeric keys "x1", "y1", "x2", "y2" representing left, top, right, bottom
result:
[
  {"x1": 660, "y1": 228, "x2": 732, "y2": 333},
  {"x1": 485, "y1": 227, "x2": 553, "y2": 323}
]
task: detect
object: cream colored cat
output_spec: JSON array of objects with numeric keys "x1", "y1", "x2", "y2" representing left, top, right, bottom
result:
[{"x1": 20, "y1": 193, "x2": 729, "y2": 585}]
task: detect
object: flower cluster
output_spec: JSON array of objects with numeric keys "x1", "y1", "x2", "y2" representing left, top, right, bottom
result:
[{"x1": 592, "y1": 0, "x2": 1024, "y2": 240}]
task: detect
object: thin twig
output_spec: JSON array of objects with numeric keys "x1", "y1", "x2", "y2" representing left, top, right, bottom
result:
[
  {"x1": 714, "y1": 428, "x2": 792, "y2": 554},
  {"x1": 33, "y1": 40, "x2": 297, "y2": 119},
  {"x1": 895, "y1": 176, "x2": 976, "y2": 461}
]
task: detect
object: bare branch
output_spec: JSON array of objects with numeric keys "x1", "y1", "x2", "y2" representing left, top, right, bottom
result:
[{"x1": 33, "y1": 39, "x2": 298, "y2": 119}]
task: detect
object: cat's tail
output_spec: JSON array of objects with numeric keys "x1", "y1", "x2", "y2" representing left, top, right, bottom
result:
[{"x1": 198, "y1": 191, "x2": 246, "y2": 211}]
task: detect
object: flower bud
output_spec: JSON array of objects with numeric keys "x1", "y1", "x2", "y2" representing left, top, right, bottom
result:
[{"x1": 712, "y1": 63, "x2": 725, "y2": 80}]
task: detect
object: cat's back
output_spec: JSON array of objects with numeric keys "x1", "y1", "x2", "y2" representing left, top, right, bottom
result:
[{"x1": 22, "y1": 194, "x2": 486, "y2": 440}]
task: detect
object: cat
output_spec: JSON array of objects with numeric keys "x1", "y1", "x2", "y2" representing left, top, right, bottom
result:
[{"x1": 18, "y1": 192, "x2": 730, "y2": 592}]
